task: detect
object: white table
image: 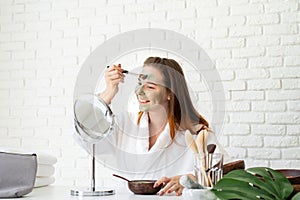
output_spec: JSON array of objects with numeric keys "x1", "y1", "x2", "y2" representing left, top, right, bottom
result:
[{"x1": 5, "y1": 186, "x2": 182, "y2": 200}]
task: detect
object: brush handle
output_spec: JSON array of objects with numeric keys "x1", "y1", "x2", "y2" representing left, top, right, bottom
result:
[{"x1": 106, "y1": 66, "x2": 140, "y2": 76}]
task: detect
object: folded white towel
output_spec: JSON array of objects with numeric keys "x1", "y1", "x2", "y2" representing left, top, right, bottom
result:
[
  {"x1": 0, "y1": 147, "x2": 57, "y2": 165},
  {"x1": 35, "y1": 153, "x2": 57, "y2": 165},
  {"x1": 36, "y1": 164, "x2": 55, "y2": 177},
  {"x1": 34, "y1": 176, "x2": 55, "y2": 188}
]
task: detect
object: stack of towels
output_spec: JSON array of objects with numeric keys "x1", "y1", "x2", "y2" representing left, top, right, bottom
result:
[
  {"x1": 0, "y1": 147, "x2": 57, "y2": 188},
  {"x1": 34, "y1": 152, "x2": 57, "y2": 188}
]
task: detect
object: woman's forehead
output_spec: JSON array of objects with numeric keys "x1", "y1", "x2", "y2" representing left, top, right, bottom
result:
[{"x1": 141, "y1": 65, "x2": 164, "y2": 84}]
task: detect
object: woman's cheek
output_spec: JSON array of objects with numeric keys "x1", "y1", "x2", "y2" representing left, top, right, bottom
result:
[
  {"x1": 135, "y1": 85, "x2": 142, "y2": 95},
  {"x1": 150, "y1": 90, "x2": 166, "y2": 104}
]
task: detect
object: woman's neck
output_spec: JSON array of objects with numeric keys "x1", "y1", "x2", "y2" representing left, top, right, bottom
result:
[
  {"x1": 148, "y1": 109, "x2": 168, "y2": 133},
  {"x1": 147, "y1": 108, "x2": 169, "y2": 150}
]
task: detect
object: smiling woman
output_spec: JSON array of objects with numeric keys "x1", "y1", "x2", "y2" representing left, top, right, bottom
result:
[
  {"x1": 76, "y1": 56, "x2": 227, "y2": 196},
  {"x1": 135, "y1": 66, "x2": 169, "y2": 113},
  {"x1": 136, "y1": 57, "x2": 209, "y2": 141}
]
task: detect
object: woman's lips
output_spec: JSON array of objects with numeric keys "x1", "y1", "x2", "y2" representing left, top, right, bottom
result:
[{"x1": 138, "y1": 99, "x2": 150, "y2": 104}]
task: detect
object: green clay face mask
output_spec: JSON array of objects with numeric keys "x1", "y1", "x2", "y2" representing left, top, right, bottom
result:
[
  {"x1": 135, "y1": 84, "x2": 168, "y2": 112},
  {"x1": 138, "y1": 74, "x2": 148, "y2": 80},
  {"x1": 138, "y1": 73, "x2": 164, "y2": 86},
  {"x1": 135, "y1": 66, "x2": 169, "y2": 112}
]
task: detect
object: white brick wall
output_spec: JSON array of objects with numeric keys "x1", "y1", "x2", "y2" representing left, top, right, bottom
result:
[{"x1": 0, "y1": 0, "x2": 299, "y2": 187}]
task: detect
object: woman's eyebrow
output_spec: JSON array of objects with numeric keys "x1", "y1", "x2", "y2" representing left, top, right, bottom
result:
[
  {"x1": 137, "y1": 79, "x2": 159, "y2": 86},
  {"x1": 145, "y1": 81, "x2": 158, "y2": 85}
]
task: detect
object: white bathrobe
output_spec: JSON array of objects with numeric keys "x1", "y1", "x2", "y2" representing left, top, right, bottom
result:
[{"x1": 75, "y1": 111, "x2": 225, "y2": 181}]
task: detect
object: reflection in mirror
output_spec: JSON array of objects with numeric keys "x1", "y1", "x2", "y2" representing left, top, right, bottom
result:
[{"x1": 74, "y1": 94, "x2": 114, "y2": 143}]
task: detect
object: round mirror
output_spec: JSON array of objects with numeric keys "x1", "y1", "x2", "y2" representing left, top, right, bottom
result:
[{"x1": 74, "y1": 94, "x2": 114, "y2": 143}]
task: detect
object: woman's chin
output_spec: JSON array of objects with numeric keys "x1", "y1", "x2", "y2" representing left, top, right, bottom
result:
[
  {"x1": 139, "y1": 105, "x2": 150, "y2": 112},
  {"x1": 139, "y1": 104, "x2": 166, "y2": 113},
  {"x1": 139, "y1": 104, "x2": 159, "y2": 112}
]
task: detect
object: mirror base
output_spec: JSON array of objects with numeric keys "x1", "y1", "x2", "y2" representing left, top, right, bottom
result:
[{"x1": 70, "y1": 188, "x2": 115, "y2": 196}]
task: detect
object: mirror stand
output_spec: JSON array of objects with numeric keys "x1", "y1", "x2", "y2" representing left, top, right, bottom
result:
[{"x1": 70, "y1": 144, "x2": 115, "y2": 196}]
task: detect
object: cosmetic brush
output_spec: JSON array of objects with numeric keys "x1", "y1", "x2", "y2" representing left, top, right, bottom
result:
[
  {"x1": 106, "y1": 66, "x2": 148, "y2": 79},
  {"x1": 123, "y1": 70, "x2": 148, "y2": 80},
  {"x1": 121, "y1": 70, "x2": 140, "y2": 76}
]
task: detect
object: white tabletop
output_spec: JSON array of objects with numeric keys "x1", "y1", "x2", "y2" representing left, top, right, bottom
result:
[{"x1": 7, "y1": 186, "x2": 182, "y2": 200}]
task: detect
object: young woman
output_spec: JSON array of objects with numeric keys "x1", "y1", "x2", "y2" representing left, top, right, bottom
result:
[{"x1": 77, "y1": 57, "x2": 224, "y2": 196}]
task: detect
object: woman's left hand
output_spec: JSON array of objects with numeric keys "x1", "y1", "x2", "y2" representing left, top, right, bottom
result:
[{"x1": 154, "y1": 175, "x2": 183, "y2": 196}]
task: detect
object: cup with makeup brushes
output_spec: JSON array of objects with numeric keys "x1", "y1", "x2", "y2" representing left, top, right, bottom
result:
[
  {"x1": 185, "y1": 130, "x2": 224, "y2": 188},
  {"x1": 194, "y1": 153, "x2": 223, "y2": 188}
]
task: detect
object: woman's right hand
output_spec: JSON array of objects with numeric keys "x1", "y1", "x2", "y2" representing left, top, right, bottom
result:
[{"x1": 99, "y1": 64, "x2": 125, "y2": 105}]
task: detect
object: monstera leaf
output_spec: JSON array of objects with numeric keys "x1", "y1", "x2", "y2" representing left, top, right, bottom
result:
[
  {"x1": 212, "y1": 167, "x2": 296, "y2": 200},
  {"x1": 292, "y1": 193, "x2": 300, "y2": 200}
]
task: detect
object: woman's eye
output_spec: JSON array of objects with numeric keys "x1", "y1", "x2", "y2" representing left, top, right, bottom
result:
[{"x1": 147, "y1": 85, "x2": 155, "y2": 89}]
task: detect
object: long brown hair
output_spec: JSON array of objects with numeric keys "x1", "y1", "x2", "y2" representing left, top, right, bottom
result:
[{"x1": 137, "y1": 57, "x2": 209, "y2": 140}]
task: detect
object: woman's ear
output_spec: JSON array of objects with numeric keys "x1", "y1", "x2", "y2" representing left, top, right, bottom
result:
[{"x1": 167, "y1": 91, "x2": 172, "y2": 101}]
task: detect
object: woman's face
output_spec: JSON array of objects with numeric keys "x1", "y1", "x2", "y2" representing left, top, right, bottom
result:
[{"x1": 135, "y1": 65, "x2": 169, "y2": 112}]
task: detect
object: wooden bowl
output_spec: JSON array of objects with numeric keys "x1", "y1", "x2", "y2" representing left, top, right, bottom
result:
[
  {"x1": 128, "y1": 180, "x2": 162, "y2": 195},
  {"x1": 276, "y1": 169, "x2": 300, "y2": 184},
  {"x1": 292, "y1": 184, "x2": 300, "y2": 193},
  {"x1": 223, "y1": 160, "x2": 245, "y2": 175}
]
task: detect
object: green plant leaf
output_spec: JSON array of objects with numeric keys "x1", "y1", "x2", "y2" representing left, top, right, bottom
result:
[
  {"x1": 247, "y1": 167, "x2": 293, "y2": 199},
  {"x1": 291, "y1": 192, "x2": 300, "y2": 200},
  {"x1": 212, "y1": 190, "x2": 259, "y2": 200},
  {"x1": 212, "y1": 179, "x2": 274, "y2": 200},
  {"x1": 212, "y1": 167, "x2": 294, "y2": 200},
  {"x1": 219, "y1": 169, "x2": 278, "y2": 197}
]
